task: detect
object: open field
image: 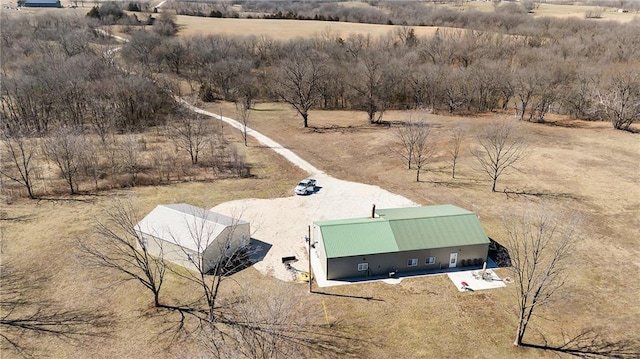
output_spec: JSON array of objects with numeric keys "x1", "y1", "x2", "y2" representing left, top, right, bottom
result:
[
  {"x1": 174, "y1": 16, "x2": 444, "y2": 40},
  {"x1": 3, "y1": 98, "x2": 639, "y2": 357},
  {"x1": 4, "y1": 0, "x2": 636, "y2": 39},
  {"x1": 451, "y1": 1, "x2": 639, "y2": 22}
]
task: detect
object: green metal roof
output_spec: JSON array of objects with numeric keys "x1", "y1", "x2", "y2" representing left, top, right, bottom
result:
[
  {"x1": 315, "y1": 205, "x2": 489, "y2": 259},
  {"x1": 316, "y1": 217, "x2": 398, "y2": 258},
  {"x1": 375, "y1": 204, "x2": 473, "y2": 220}
]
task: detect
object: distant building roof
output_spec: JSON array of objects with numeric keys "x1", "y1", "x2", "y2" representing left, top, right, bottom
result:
[
  {"x1": 315, "y1": 205, "x2": 489, "y2": 258},
  {"x1": 22, "y1": 0, "x2": 60, "y2": 7},
  {"x1": 135, "y1": 204, "x2": 248, "y2": 252}
]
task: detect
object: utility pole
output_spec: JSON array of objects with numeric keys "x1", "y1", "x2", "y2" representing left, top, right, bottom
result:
[{"x1": 308, "y1": 225, "x2": 312, "y2": 293}]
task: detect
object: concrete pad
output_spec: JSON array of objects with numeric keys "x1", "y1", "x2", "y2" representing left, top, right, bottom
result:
[{"x1": 447, "y1": 269, "x2": 507, "y2": 292}]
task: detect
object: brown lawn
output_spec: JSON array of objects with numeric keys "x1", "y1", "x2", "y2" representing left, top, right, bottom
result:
[{"x1": 4, "y1": 98, "x2": 638, "y2": 357}]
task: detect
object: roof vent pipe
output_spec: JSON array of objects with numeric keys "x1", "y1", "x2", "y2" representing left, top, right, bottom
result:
[{"x1": 371, "y1": 204, "x2": 376, "y2": 218}]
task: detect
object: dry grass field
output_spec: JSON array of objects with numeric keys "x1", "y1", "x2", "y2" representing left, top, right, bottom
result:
[
  {"x1": 3, "y1": 98, "x2": 639, "y2": 357},
  {"x1": 174, "y1": 16, "x2": 445, "y2": 40}
]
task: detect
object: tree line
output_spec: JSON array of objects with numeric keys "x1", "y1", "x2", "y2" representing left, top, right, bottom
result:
[
  {"x1": 113, "y1": 6, "x2": 640, "y2": 130},
  {"x1": 0, "y1": 13, "x2": 248, "y2": 199},
  {"x1": 1, "y1": 7, "x2": 638, "y2": 199}
]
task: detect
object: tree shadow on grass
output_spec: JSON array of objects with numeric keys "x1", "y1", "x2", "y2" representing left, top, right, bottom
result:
[
  {"x1": 502, "y1": 188, "x2": 580, "y2": 201},
  {"x1": 0, "y1": 262, "x2": 114, "y2": 356},
  {"x1": 522, "y1": 329, "x2": 640, "y2": 359},
  {"x1": 310, "y1": 289, "x2": 385, "y2": 302}
]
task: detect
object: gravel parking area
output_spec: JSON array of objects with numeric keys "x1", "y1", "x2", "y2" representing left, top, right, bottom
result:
[{"x1": 212, "y1": 173, "x2": 416, "y2": 281}]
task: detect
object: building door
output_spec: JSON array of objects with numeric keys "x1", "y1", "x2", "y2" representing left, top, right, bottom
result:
[{"x1": 449, "y1": 252, "x2": 458, "y2": 268}]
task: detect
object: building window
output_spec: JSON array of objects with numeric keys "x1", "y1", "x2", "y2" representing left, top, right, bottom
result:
[
  {"x1": 407, "y1": 258, "x2": 418, "y2": 267},
  {"x1": 426, "y1": 256, "x2": 436, "y2": 265},
  {"x1": 357, "y1": 263, "x2": 368, "y2": 271}
]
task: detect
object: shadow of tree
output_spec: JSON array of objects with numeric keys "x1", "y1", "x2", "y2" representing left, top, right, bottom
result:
[
  {"x1": 311, "y1": 289, "x2": 385, "y2": 302},
  {"x1": 0, "y1": 263, "x2": 114, "y2": 356},
  {"x1": 489, "y1": 237, "x2": 512, "y2": 267},
  {"x1": 522, "y1": 329, "x2": 640, "y2": 359},
  {"x1": 502, "y1": 188, "x2": 580, "y2": 201}
]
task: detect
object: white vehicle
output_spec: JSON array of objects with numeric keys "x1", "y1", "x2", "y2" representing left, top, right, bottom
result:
[{"x1": 294, "y1": 178, "x2": 316, "y2": 195}]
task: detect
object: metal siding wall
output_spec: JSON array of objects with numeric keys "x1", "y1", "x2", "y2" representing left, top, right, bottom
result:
[
  {"x1": 313, "y1": 225, "x2": 328, "y2": 277},
  {"x1": 202, "y1": 223, "x2": 250, "y2": 273},
  {"x1": 141, "y1": 233, "x2": 200, "y2": 272},
  {"x1": 325, "y1": 244, "x2": 489, "y2": 280}
]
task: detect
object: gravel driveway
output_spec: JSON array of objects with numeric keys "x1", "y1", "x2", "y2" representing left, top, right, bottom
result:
[{"x1": 187, "y1": 103, "x2": 417, "y2": 281}]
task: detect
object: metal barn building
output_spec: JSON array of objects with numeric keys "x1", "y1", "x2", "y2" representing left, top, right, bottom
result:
[
  {"x1": 18, "y1": 0, "x2": 61, "y2": 7},
  {"x1": 313, "y1": 205, "x2": 490, "y2": 280},
  {"x1": 135, "y1": 204, "x2": 250, "y2": 273}
]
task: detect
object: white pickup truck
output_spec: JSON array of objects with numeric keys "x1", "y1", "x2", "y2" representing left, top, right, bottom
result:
[{"x1": 294, "y1": 178, "x2": 316, "y2": 195}]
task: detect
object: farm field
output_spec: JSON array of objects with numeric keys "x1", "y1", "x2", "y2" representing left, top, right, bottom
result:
[
  {"x1": 449, "y1": 1, "x2": 638, "y2": 22},
  {"x1": 3, "y1": 99, "x2": 639, "y2": 357},
  {"x1": 174, "y1": 16, "x2": 445, "y2": 40}
]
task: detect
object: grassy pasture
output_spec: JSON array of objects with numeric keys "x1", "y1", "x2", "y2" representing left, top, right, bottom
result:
[{"x1": 3, "y1": 99, "x2": 639, "y2": 357}]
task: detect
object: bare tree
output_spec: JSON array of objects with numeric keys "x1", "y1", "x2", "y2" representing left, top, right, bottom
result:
[
  {"x1": 392, "y1": 117, "x2": 435, "y2": 182},
  {"x1": 41, "y1": 127, "x2": 85, "y2": 194},
  {"x1": 270, "y1": 44, "x2": 326, "y2": 128},
  {"x1": 165, "y1": 206, "x2": 250, "y2": 326},
  {"x1": 411, "y1": 120, "x2": 435, "y2": 182},
  {"x1": 472, "y1": 118, "x2": 528, "y2": 192},
  {"x1": 171, "y1": 107, "x2": 209, "y2": 165},
  {"x1": 81, "y1": 137, "x2": 103, "y2": 191},
  {"x1": 504, "y1": 205, "x2": 581, "y2": 347},
  {"x1": 597, "y1": 66, "x2": 640, "y2": 131},
  {"x1": 86, "y1": 96, "x2": 117, "y2": 146},
  {"x1": 392, "y1": 120, "x2": 418, "y2": 170},
  {"x1": 443, "y1": 67, "x2": 470, "y2": 114},
  {"x1": 235, "y1": 97, "x2": 251, "y2": 147},
  {"x1": 119, "y1": 134, "x2": 143, "y2": 186},
  {"x1": 79, "y1": 199, "x2": 167, "y2": 308},
  {"x1": 352, "y1": 48, "x2": 385, "y2": 124},
  {"x1": 448, "y1": 124, "x2": 466, "y2": 179},
  {"x1": 208, "y1": 282, "x2": 351, "y2": 359},
  {"x1": 0, "y1": 128, "x2": 39, "y2": 199}
]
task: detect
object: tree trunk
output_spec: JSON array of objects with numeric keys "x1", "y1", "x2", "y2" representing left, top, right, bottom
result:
[
  {"x1": 514, "y1": 319, "x2": 525, "y2": 346},
  {"x1": 26, "y1": 184, "x2": 35, "y2": 199},
  {"x1": 302, "y1": 112, "x2": 309, "y2": 128},
  {"x1": 416, "y1": 168, "x2": 420, "y2": 182}
]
